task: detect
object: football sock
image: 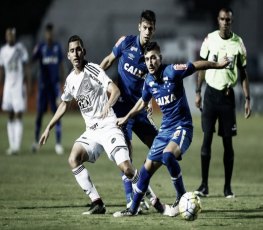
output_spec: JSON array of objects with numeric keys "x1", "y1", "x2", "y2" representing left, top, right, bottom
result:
[
  {"x1": 162, "y1": 152, "x2": 186, "y2": 199},
  {"x1": 145, "y1": 185, "x2": 157, "y2": 204},
  {"x1": 14, "y1": 119, "x2": 23, "y2": 151},
  {"x1": 72, "y1": 165, "x2": 100, "y2": 202},
  {"x1": 121, "y1": 173, "x2": 133, "y2": 204},
  {"x1": 130, "y1": 166, "x2": 152, "y2": 213},
  {"x1": 223, "y1": 137, "x2": 234, "y2": 188},
  {"x1": 7, "y1": 120, "x2": 15, "y2": 150},
  {"x1": 201, "y1": 154, "x2": 211, "y2": 186}
]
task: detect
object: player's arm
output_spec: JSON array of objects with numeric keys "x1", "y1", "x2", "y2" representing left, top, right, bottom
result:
[
  {"x1": 39, "y1": 101, "x2": 69, "y2": 145},
  {"x1": 100, "y1": 52, "x2": 116, "y2": 71},
  {"x1": 195, "y1": 70, "x2": 205, "y2": 110},
  {"x1": 193, "y1": 57, "x2": 229, "y2": 70},
  {"x1": 117, "y1": 98, "x2": 148, "y2": 126},
  {"x1": 100, "y1": 81, "x2": 120, "y2": 118},
  {"x1": 239, "y1": 67, "x2": 251, "y2": 119}
]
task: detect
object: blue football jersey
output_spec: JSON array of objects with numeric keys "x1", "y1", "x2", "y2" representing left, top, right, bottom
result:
[
  {"x1": 33, "y1": 41, "x2": 63, "y2": 86},
  {"x1": 113, "y1": 35, "x2": 148, "y2": 106},
  {"x1": 142, "y1": 63, "x2": 196, "y2": 130}
]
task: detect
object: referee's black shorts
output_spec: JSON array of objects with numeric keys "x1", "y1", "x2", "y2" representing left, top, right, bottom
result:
[{"x1": 201, "y1": 84, "x2": 237, "y2": 137}]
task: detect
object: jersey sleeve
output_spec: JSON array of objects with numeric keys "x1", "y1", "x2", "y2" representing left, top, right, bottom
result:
[
  {"x1": 172, "y1": 62, "x2": 196, "y2": 79},
  {"x1": 200, "y1": 36, "x2": 209, "y2": 60},
  {"x1": 112, "y1": 36, "x2": 126, "y2": 58},
  {"x1": 141, "y1": 80, "x2": 152, "y2": 102},
  {"x1": 61, "y1": 78, "x2": 73, "y2": 101},
  {"x1": 237, "y1": 38, "x2": 247, "y2": 68},
  {"x1": 19, "y1": 43, "x2": 29, "y2": 63}
]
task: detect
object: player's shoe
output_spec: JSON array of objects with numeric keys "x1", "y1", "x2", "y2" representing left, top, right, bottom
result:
[
  {"x1": 113, "y1": 208, "x2": 137, "y2": 217},
  {"x1": 82, "y1": 200, "x2": 106, "y2": 215},
  {"x1": 194, "y1": 184, "x2": 209, "y2": 197},
  {"x1": 55, "y1": 144, "x2": 64, "y2": 155},
  {"x1": 224, "y1": 186, "x2": 235, "y2": 198},
  {"x1": 169, "y1": 199, "x2": 180, "y2": 217},
  {"x1": 6, "y1": 148, "x2": 18, "y2": 156},
  {"x1": 31, "y1": 142, "x2": 40, "y2": 153},
  {"x1": 151, "y1": 197, "x2": 164, "y2": 213}
]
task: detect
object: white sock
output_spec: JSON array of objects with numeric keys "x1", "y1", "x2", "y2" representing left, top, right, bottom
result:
[
  {"x1": 7, "y1": 121, "x2": 15, "y2": 150},
  {"x1": 145, "y1": 185, "x2": 157, "y2": 204},
  {"x1": 14, "y1": 119, "x2": 23, "y2": 151},
  {"x1": 72, "y1": 165, "x2": 101, "y2": 202}
]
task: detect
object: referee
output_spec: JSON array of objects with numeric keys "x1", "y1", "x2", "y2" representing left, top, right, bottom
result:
[{"x1": 194, "y1": 7, "x2": 251, "y2": 198}]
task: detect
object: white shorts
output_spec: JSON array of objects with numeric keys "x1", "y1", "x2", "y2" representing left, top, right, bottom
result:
[
  {"x1": 1, "y1": 84, "x2": 26, "y2": 113},
  {"x1": 75, "y1": 122, "x2": 130, "y2": 165}
]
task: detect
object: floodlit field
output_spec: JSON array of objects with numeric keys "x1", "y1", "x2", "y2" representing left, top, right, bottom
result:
[{"x1": 0, "y1": 112, "x2": 263, "y2": 230}]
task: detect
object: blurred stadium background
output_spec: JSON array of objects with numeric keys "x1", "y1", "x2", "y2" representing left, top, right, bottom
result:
[{"x1": 0, "y1": 0, "x2": 262, "y2": 114}]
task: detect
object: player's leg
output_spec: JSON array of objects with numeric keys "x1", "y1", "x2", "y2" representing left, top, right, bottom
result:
[
  {"x1": 218, "y1": 91, "x2": 236, "y2": 198},
  {"x1": 6, "y1": 111, "x2": 16, "y2": 154},
  {"x1": 162, "y1": 128, "x2": 192, "y2": 217},
  {"x1": 69, "y1": 140, "x2": 106, "y2": 215},
  {"x1": 132, "y1": 113, "x2": 163, "y2": 211},
  {"x1": 32, "y1": 90, "x2": 47, "y2": 152},
  {"x1": 195, "y1": 86, "x2": 217, "y2": 197},
  {"x1": 50, "y1": 85, "x2": 63, "y2": 154},
  {"x1": 13, "y1": 112, "x2": 23, "y2": 152}
]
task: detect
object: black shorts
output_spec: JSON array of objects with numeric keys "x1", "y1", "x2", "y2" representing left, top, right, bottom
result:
[{"x1": 201, "y1": 84, "x2": 237, "y2": 137}]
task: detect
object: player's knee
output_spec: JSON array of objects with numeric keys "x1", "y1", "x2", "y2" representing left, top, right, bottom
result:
[{"x1": 162, "y1": 152, "x2": 175, "y2": 166}]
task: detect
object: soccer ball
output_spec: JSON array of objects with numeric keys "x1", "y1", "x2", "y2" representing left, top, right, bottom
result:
[{"x1": 179, "y1": 192, "x2": 202, "y2": 221}]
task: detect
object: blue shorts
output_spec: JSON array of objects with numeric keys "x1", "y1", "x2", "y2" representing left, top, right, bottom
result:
[
  {"x1": 113, "y1": 100, "x2": 158, "y2": 144},
  {"x1": 148, "y1": 126, "x2": 193, "y2": 162}
]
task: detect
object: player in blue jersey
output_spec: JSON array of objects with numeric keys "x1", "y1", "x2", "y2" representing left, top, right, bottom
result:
[
  {"x1": 113, "y1": 41, "x2": 229, "y2": 217},
  {"x1": 32, "y1": 23, "x2": 65, "y2": 154},
  {"x1": 100, "y1": 10, "x2": 161, "y2": 212}
]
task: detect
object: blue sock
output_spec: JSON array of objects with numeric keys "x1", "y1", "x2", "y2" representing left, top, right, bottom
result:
[
  {"x1": 162, "y1": 152, "x2": 186, "y2": 199},
  {"x1": 121, "y1": 172, "x2": 133, "y2": 204},
  {"x1": 130, "y1": 166, "x2": 152, "y2": 213}
]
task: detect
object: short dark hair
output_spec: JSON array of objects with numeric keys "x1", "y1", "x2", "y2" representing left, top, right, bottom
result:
[
  {"x1": 219, "y1": 7, "x2": 233, "y2": 15},
  {"x1": 144, "y1": 41, "x2": 160, "y2": 55},
  {"x1": 140, "y1": 10, "x2": 156, "y2": 25},
  {"x1": 45, "y1": 23, "x2": 53, "y2": 31},
  {"x1": 67, "y1": 35, "x2": 84, "y2": 48}
]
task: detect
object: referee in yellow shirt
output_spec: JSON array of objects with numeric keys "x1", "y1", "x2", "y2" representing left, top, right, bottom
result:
[{"x1": 194, "y1": 7, "x2": 251, "y2": 198}]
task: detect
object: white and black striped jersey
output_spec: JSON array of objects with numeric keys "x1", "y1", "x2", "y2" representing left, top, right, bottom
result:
[{"x1": 61, "y1": 62, "x2": 116, "y2": 129}]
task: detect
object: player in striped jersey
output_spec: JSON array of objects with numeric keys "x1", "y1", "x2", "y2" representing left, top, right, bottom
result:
[
  {"x1": 0, "y1": 27, "x2": 30, "y2": 155},
  {"x1": 113, "y1": 41, "x2": 229, "y2": 217},
  {"x1": 100, "y1": 9, "x2": 162, "y2": 212},
  {"x1": 39, "y1": 35, "x2": 170, "y2": 215}
]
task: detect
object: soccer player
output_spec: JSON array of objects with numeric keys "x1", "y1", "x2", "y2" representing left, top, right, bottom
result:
[
  {"x1": 113, "y1": 41, "x2": 229, "y2": 217},
  {"x1": 194, "y1": 8, "x2": 251, "y2": 198},
  {"x1": 39, "y1": 35, "x2": 169, "y2": 215},
  {"x1": 100, "y1": 10, "x2": 161, "y2": 211},
  {"x1": 0, "y1": 27, "x2": 30, "y2": 155},
  {"x1": 32, "y1": 23, "x2": 64, "y2": 155}
]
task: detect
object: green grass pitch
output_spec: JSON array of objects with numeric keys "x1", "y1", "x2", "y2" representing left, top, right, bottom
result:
[{"x1": 0, "y1": 112, "x2": 263, "y2": 230}]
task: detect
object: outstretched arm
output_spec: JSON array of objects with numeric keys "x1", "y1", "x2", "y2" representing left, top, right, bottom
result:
[
  {"x1": 117, "y1": 98, "x2": 148, "y2": 126},
  {"x1": 100, "y1": 52, "x2": 116, "y2": 71},
  {"x1": 39, "y1": 101, "x2": 69, "y2": 146},
  {"x1": 193, "y1": 57, "x2": 229, "y2": 71},
  {"x1": 195, "y1": 70, "x2": 205, "y2": 110}
]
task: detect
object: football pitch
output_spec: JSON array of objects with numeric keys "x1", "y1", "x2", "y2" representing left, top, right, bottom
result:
[{"x1": 0, "y1": 112, "x2": 263, "y2": 230}]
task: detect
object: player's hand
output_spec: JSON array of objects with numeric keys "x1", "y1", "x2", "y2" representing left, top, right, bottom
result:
[
  {"x1": 117, "y1": 116, "x2": 128, "y2": 127},
  {"x1": 218, "y1": 56, "x2": 230, "y2": 68},
  {"x1": 195, "y1": 93, "x2": 202, "y2": 111},
  {"x1": 244, "y1": 100, "x2": 251, "y2": 119},
  {"x1": 39, "y1": 129, "x2": 50, "y2": 146}
]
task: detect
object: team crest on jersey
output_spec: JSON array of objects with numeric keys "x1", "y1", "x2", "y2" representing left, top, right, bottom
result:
[
  {"x1": 174, "y1": 64, "x2": 187, "y2": 70},
  {"x1": 130, "y1": 46, "x2": 138, "y2": 52},
  {"x1": 128, "y1": 53, "x2": 135, "y2": 60}
]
